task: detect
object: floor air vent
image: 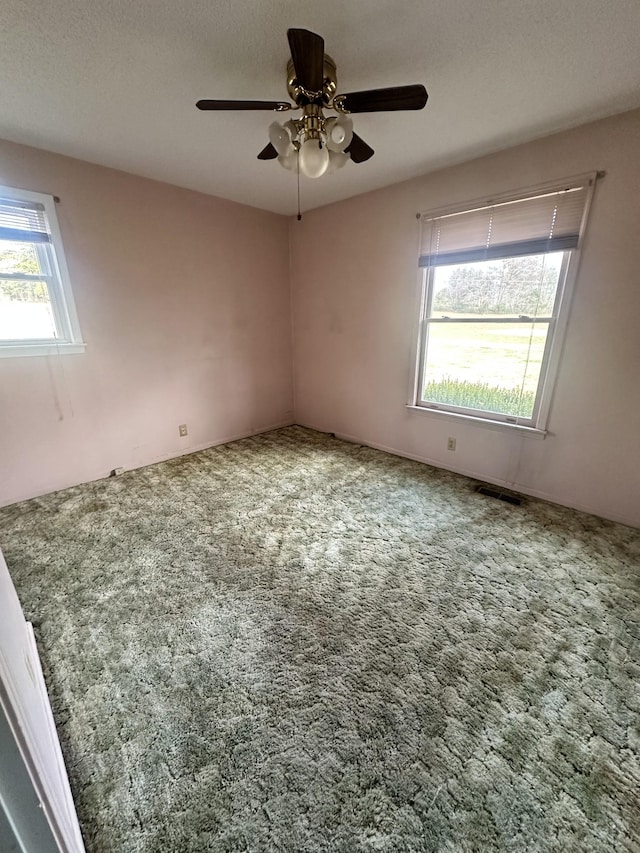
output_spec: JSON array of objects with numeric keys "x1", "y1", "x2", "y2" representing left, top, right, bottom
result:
[{"x1": 475, "y1": 485, "x2": 523, "y2": 505}]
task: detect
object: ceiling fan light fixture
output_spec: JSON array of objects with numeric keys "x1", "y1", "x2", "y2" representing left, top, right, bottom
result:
[
  {"x1": 327, "y1": 150, "x2": 350, "y2": 173},
  {"x1": 298, "y1": 136, "x2": 330, "y2": 178},
  {"x1": 278, "y1": 148, "x2": 299, "y2": 171},
  {"x1": 268, "y1": 121, "x2": 294, "y2": 156},
  {"x1": 327, "y1": 114, "x2": 353, "y2": 151}
]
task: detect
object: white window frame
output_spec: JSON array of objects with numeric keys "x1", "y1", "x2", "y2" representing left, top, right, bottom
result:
[
  {"x1": 0, "y1": 185, "x2": 84, "y2": 358},
  {"x1": 409, "y1": 174, "x2": 597, "y2": 435}
]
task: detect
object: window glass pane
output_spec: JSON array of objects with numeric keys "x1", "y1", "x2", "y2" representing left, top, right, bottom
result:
[
  {"x1": 0, "y1": 278, "x2": 57, "y2": 340},
  {"x1": 430, "y1": 252, "x2": 563, "y2": 319},
  {"x1": 0, "y1": 240, "x2": 42, "y2": 275},
  {"x1": 422, "y1": 321, "x2": 550, "y2": 418},
  {"x1": 0, "y1": 187, "x2": 83, "y2": 353}
]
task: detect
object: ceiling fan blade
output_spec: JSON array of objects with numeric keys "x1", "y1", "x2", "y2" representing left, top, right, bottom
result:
[
  {"x1": 257, "y1": 142, "x2": 278, "y2": 160},
  {"x1": 336, "y1": 84, "x2": 428, "y2": 113},
  {"x1": 287, "y1": 28, "x2": 325, "y2": 93},
  {"x1": 196, "y1": 100, "x2": 291, "y2": 111},
  {"x1": 345, "y1": 133, "x2": 375, "y2": 164}
]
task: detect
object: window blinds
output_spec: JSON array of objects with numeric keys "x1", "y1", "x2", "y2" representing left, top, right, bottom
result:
[
  {"x1": 419, "y1": 180, "x2": 591, "y2": 268},
  {"x1": 0, "y1": 197, "x2": 50, "y2": 244}
]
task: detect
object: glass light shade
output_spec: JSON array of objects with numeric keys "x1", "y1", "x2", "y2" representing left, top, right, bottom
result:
[
  {"x1": 326, "y1": 115, "x2": 353, "y2": 152},
  {"x1": 278, "y1": 149, "x2": 298, "y2": 171},
  {"x1": 327, "y1": 150, "x2": 350, "y2": 173},
  {"x1": 299, "y1": 138, "x2": 330, "y2": 178},
  {"x1": 324, "y1": 117, "x2": 337, "y2": 147},
  {"x1": 268, "y1": 121, "x2": 293, "y2": 157},
  {"x1": 284, "y1": 119, "x2": 298, "y2": 138}
]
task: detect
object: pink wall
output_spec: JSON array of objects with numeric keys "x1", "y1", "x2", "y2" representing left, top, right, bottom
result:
[
  {"x1": 0, "y1": 141, "x2": 293, "y2": 506},
  {"x1": 3, "y1": 111, "x2": 640, "y2": 526},
  {"x1": 290, "y1": 109, "x2": 640, "y2": 528}
]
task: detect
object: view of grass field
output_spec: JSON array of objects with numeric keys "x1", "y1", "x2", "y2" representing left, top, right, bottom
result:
[
  {"x1": 422, "y1": 318, "x2": 548, "y2": 416},
  {"x1": 424, "y1": 376, "x2": 537, "y2": 417},
  {"x1": 421, "y1": 253, "x2": 563, "y2": 417}
]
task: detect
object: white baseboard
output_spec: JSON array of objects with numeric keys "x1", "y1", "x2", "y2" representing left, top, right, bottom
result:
[
  {"x1": 0, "y1": 419, "x2": 295, "y2": 508},
  {"x1": 4, "y1": 418, "x2": 636, "y2": 529},
  {"x1": 298, "y1": 422, "x2": 638, "y2": 529},
  {"x1": 130, "y1": 419, "x2": 296, "y2": 472}
]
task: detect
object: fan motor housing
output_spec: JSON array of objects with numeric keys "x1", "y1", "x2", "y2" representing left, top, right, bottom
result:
[{"x1": 287, "y1": 55, "x2": 337, "y2": 105}]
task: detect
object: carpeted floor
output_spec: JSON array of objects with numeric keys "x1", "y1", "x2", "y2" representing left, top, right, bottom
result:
[{"x1": 0, "y1": 427, "x2": 639, "y2": 852}]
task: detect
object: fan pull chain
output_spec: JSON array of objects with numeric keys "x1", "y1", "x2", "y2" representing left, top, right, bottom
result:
[{"x1": 297, "y1": 149, "x2": 302, "y2": 220}]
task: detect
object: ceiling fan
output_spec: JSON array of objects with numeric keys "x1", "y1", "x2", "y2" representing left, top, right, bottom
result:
[{"x1": 196, "y1": 28, "x2": 428, "y2": 179}]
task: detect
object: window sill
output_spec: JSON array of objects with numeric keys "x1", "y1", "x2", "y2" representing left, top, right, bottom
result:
[
  {"x1": 406, "y1": 404, "x2": 547, "y2": 439},
  {"x1": 0, "y1": 342, "x2": 86, "y2": 359}
]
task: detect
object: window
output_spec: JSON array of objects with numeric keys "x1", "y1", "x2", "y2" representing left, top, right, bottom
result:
[
  {"x1": 413, "y1": 176, "x2": 596, "y2": 431},
  {"x1": 0, "y1": 186, "x2": 84, "y2": 357}
]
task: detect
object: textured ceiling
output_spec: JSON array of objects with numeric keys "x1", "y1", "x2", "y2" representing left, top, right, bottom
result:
[{"x1": 1, "y1": 1, "x2": 640, "y2": 215}]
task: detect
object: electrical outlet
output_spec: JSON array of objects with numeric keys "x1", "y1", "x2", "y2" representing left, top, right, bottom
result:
[
  {"x1": 179, "y1": 424, "x2": 188, "y2": 437},
  {"x1": 447, "y1": 437, "x2": 456, "y2": 451}
]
